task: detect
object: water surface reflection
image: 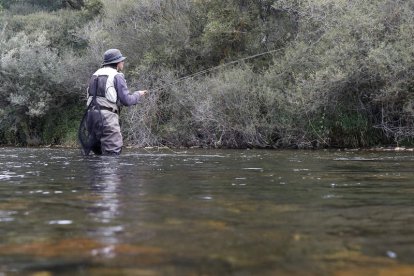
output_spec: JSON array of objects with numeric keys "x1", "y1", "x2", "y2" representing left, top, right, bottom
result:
[{"x1": 87, "y1": 157, "x2": 123, "y2": 249}]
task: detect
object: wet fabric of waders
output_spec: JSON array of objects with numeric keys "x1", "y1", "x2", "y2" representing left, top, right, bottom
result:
[
  {"x1": 100, "y1": 110, "x2": 122, "y2": 154},
  {"x1": 79, "y1": 106, "x2": 122, "y2": 155}
]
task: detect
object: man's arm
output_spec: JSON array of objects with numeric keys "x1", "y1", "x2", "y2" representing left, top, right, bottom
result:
[{"x1": 114, "y1": 73, "x2": 141, "y2": 106}]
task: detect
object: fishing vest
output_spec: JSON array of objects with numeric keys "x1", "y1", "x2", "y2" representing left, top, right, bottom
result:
[{"x1": 87, "y1": 67, "x2": 119, "y2": 110}]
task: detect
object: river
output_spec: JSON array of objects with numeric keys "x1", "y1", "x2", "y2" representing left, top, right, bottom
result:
[{"x1": 0, "y1": 147, "x2": 413, "y2": 275}]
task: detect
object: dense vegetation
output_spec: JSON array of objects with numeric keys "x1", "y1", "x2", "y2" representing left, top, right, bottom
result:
[{"x1": 0, "y1": 0, "x2": 413, "y2": 148}]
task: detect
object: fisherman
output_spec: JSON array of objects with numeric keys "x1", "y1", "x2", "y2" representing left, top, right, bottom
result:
[{"x1": 83, "y1": 48, "x2": 147, "y2": 155}]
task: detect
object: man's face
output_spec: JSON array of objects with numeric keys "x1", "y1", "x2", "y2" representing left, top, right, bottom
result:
[{"x1": 117, "y1": 61, "x2": 125, "y2": 71}]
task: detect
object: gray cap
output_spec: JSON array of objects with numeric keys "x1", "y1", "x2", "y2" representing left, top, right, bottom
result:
[{"x1": 102, "y1": 49, "x2": 126, "y2": 65}]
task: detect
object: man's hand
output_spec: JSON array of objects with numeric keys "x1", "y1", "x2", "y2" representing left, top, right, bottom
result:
[{"x1": 138, "y1": 90, "x2": 148, "y2": 96}]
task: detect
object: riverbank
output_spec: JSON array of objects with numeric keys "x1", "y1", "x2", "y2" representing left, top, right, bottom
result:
[{"x1": 3, "y1": 144, "x2": 414, "y2": 153}]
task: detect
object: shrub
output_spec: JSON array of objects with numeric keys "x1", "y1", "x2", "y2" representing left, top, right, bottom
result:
[
  {"x1": 266, "y1": 0, "x2": 414, "y2": 147},
  {"x1": 1, "y1": 0, "x2": 413, "y2": 148},
  {"x1": 0, "y1": 29, "x2": 89, "y2": 145}
]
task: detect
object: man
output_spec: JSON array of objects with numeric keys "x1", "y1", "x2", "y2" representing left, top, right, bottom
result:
[{"x1": 84, "y1": 48, "x2": 147, "y2": 155}]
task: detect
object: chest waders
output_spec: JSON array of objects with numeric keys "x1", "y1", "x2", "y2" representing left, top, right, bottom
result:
[{"x1": 78, "y1": 75, "x2": 110, "y2": 155}]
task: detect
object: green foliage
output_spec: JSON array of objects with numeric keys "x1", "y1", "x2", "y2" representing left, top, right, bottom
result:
[
  {"x1": 1, "y1": 0, "x2": 61, "y2": 13},
  {"x1": 0, "y1": 32, "x2": 67, "y2": 144},
  {"x1": 2, "y1": 7, "x2": 96, "y2": 51},
  {"x1": 0, "y1": 3, "x2": 100, "y2": 145},
  {"x1": 0, "y1": 0, "x2": 91, "y2": 13},
  {"x1": 42, "y1": 103, "x2": 83, "y2": 146},
  {"x1": 0, "y1": 0, "x2": 413, "y2": 148},
  {"x1": 265, "y1": 0, "x2": 414, "y2": 147},
  {"x1": 83, "y1": 0, "x2": 103, "y2": 17}
]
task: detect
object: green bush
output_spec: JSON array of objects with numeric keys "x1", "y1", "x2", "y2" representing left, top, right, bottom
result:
[
  {"x1": 265, "y1": 0, "x2": 414, "y2": 147},
  {"x1": 0, "y1": 0, "x2": 413, "y2": 148},
  {"x1": 0, "y1": 3, "x2": 99, "y2": 146}
]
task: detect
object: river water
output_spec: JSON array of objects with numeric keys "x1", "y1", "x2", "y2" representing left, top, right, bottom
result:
[{"x1": 0, "y1": 147, "x2": 414, "y2": 275}]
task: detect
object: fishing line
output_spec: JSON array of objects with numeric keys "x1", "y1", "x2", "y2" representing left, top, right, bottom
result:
[
  {"x1": 145, "y1": 31, "x2": 334, "y2": 94},
  {"x1": 147, "y1": 47, "x2": 286, "y2": 93}
]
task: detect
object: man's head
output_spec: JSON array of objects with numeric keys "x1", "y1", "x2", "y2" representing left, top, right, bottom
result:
[{"x1": 102, "y1": 49, "x2": 126, "y2": 71}]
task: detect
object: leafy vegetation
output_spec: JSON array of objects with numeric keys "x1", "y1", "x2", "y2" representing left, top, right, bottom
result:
[{"x1": 0, "y1": 0, "x2": 413, "y2": 148}]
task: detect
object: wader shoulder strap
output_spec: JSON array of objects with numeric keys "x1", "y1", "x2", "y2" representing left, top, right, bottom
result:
[{"x1": 88, "y1": 75, "x2": 109, "y2": 103}]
